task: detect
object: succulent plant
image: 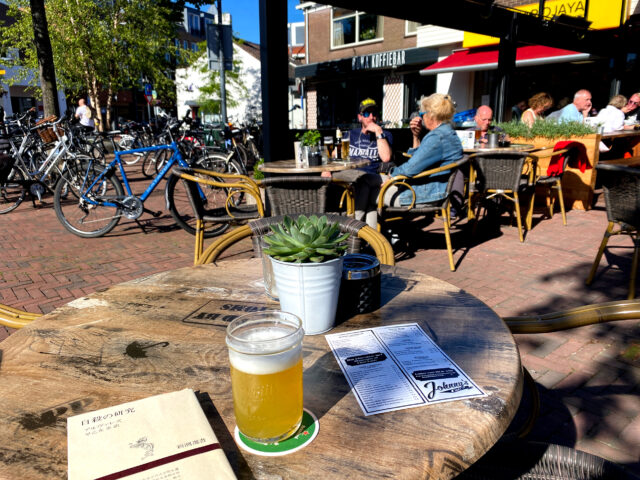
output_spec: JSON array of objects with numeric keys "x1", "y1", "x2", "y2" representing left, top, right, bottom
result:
[{"x1": 263, "y1": 215, "x2": 350, "y2": 263}]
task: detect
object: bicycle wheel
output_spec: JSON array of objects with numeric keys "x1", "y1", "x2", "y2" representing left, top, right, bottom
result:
[
  {"x1": 0, "y1": 167, "x2": 27, "y2": 214},
  {"x1": 141, "y1": 150, "x2": 159, "y2": 178},
  {"x1": 196, "y1": 154, "x2": 245, "y2": 205},
  {"x1": 154, "y1": 149, "x2": 171, "y2": 175},
  {"x1": 54, "y1": 163, "x2": 124, "y2": 238},
  {"x1": 165, "y1": 173, "x2": 231, "y2": 238}
]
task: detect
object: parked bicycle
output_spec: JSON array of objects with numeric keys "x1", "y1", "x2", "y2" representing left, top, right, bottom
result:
[{"x1": 53, "y1": 118, "x2": 240, "y2": 238}]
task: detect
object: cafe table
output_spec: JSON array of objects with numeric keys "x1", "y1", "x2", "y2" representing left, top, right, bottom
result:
[
  {"x1": 463, "y1": 143, "x2": 536, "y2": 154},
  {"x1": 0, "y1": 259, "x2": 522, "y2": 479},
  {"x1": 258, "y1": 157, "x2": 369, "y2": 174}
]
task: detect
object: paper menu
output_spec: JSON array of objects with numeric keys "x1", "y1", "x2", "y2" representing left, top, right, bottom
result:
[
  {"x1": 67, "y1": 389, "x2": 236, "y2": 480},
  {"x1": 456, "y1": 130, "x2": 476, "y2": 149},
  {"x1": 325, "y1": 324, "x2": 485, "y2": 416}
]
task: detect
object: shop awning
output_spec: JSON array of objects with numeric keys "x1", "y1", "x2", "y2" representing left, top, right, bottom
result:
[{"x1": 420, "y1": 45, "x2": 591, "y2": 75}]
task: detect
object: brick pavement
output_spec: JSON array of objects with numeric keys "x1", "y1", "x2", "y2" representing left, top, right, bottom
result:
[{"x1": 0, "y1": 173, "x2": 639, "y2": 474}]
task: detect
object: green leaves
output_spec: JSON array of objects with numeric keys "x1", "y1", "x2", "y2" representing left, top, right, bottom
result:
[
  {"x1": 296, "y1": 130, "x2": 322, "y2": 147},
  {"x1": 496, "y1": 119, "x2": 596, "y2": 140},
  {"x1": 263, "y1": 215, "x2": 350, "y2": 264}
]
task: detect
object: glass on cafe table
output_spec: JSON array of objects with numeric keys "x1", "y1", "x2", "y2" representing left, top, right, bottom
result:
[
  {"x1": 341, "y1": 137, "x2": 350, "y2": 161},
  {"x1": 226, "y1": 311, "x2": 304, "y2": 444},
  {"x1": 324, "y1": 136, "x2": 334, "y2": 159}
]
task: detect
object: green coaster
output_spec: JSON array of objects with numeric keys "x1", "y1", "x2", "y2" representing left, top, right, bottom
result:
[{"x1": 234, "y1": 409, "x2": 318, "y2": 456}]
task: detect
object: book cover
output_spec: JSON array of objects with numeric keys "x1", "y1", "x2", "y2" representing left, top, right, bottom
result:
[{"x1": 67, "y1": 389, "x2": 236, "y2": 480}]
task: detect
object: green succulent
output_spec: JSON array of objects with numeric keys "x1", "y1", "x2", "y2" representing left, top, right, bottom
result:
[{"x1": 263, "y1": 215, "x2": 350, "y2": 263}]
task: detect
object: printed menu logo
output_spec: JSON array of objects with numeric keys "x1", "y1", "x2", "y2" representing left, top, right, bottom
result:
[{"x1": 183, "y1": 301, "x2": 274, "y2": 327}]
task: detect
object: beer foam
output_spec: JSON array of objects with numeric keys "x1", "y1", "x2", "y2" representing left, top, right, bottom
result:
[{"x1": 229, "y1": 343, "x2": 301, "y2": 375}]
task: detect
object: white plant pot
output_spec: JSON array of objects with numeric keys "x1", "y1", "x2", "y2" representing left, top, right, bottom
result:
[{"x1": 270, "y1": 256, "x2": 343, "y2": 335}]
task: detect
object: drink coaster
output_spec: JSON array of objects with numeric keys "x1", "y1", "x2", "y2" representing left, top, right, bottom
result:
[{"x1": 234, "y1": 409, "x2": 318, "y2": 456}]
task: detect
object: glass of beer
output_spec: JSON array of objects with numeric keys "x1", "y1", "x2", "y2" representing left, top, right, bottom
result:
[
  {"x1": 341, "y1": 137, "x2": 350, "y2": 161},
  {"x1": 324, "y1": 136, "x2": 334, "y2": 159},
  {"x1": 226, "y1": 311, "x2": 304, "y2": 444}
]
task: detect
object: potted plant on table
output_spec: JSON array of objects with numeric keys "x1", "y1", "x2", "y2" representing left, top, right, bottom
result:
[
  {"x1": 296, "y1": 130, "x2": 323, "y2": 166},
  {"x1": 263, "y1": 215, "x2": 349, "y2": 335}
]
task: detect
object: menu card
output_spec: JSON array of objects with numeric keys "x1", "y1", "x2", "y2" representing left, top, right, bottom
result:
[
  {"x1": 67, "y1": 389, "x2": 236, "y2": 480},
  {"x1": 326, "y1": 323, "x2": 485, "y2": 416}
]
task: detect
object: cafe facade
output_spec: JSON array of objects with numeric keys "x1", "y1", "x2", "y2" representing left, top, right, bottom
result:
[
  {"x1": 296, "y1": 0, "x2": 640, "y2": 125},
  {"x1": 294, "y1": 4, "x2": 439, "y2": 129}
]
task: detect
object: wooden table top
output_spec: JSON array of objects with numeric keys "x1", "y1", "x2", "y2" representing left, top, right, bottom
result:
[
  {"x1": 0, "y1": 260, "x2": 522, "y2": 480},
  {"x1": 258, "y1": 158, "x2": 369, "y2": 174},
  {"x1": 464, "y1": 143, "x2": 536, "y2": 154},
  {"x1": 601, "y1": 129, "x2": 640, "y2": 140}
]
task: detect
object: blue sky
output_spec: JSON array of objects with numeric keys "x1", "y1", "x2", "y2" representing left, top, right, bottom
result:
[{"x1": 225, "y1": 0, "x2": 304, "y2": 43}]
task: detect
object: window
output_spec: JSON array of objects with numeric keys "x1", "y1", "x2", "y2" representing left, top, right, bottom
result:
[
  {"x1": 183, "y1": 40, "x2": 189, "y2": 50},
  {"x1": 405, "y1": 21, "x2": 422, "y2": 36},
  {"x1": 191, "y1": 43, "x2": 198, "y2": 52},
  {"x1": 189, "y1": 13, "x2": 201, "y2": 35},
  {"x1": 332, "y1": 9, "x2": 382, "y2": 48}
]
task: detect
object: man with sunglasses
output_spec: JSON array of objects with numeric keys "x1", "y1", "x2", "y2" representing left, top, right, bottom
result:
[
  {"x1": 331, "y1": 98, "x2": 392, "y2": 229},
  {"x1": 622, "y1": 93, "x2": 640, "y2": 121}
]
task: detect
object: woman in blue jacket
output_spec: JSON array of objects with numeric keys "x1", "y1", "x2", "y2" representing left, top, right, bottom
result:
[{"x1": 381, "y1": 93, "x2": 463, "y2": 207}]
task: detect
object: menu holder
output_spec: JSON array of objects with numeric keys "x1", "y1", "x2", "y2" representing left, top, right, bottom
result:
[
  {"x1": 67, "y1": 389, "x2": 236, "y2": 480},
  {"x1": 456, "y1": 130, "x2": 475, "y2": 150},
  {"x1": 326, "y1": 323, "x2": 485, "y2": 416}
]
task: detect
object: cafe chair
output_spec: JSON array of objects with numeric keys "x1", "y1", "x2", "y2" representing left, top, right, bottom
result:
[
  {"x1": 0, "y1": 303, "x2": 42, "y2": 329},
  {"x1": 259, "y1": 176, "x2": 354, "y2": 217},
  {"x1": 377, "y1": 155, "x2": 469, "y2": 272},
  {"x1": 529, "y1": 147, "x2": 571, "y2": 227},
  {"x1": 586, "y1": 164, "x2": 640, "y2": 299},
  {"x1": 172, "y1": 167, "x2": 265, "y2": 264},
  {"x1": 196, "y1": 213, "x2": 395, "y2": 267},
  {"x1": 469, "y1": 151, "x2": 536, "y2": 242},
  {"x1": 458, "y1": 440, "x2": 635, "y2": 479}
]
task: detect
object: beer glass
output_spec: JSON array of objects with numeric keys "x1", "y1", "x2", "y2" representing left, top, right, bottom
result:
[
  {"x1": 324, "y1": 136, "x2": 334, "y2": 158},
  {"x1": 341, "y1": 138, "x2": 350, "y2": 160},
  {"x1": 226, "y1": 311, "x2": 304, "y2": 443}
]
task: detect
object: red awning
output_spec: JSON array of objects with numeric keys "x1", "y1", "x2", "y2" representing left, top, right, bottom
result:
[{"x1": 421, "y1": 45, "x2": 591, "y2": 75}]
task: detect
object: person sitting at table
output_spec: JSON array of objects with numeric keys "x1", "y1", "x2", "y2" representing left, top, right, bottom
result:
[
  {"x1": 467, "y1": 105, "x2": 501, "y2": 144},
  {"x1": 622, "y1": 92, "x2": 640, "y2": 121},
  {"x1": 595, "y1": 94, "x2": 627, "y2": 133},
  {"x1": 330, "y1": 98, "x2": 393, "y2": 229},
  {"x1": 521, "y1": 92, "x2": 553, "y2": 127},
  {"x1": 557, "y1": 89, "x2": 592, "y2": 123},
  {"x1": 379, "y1": 93, "x2": 463, "y2": 209}
]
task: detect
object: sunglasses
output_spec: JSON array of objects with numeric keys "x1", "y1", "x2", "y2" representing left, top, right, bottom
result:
[
  {"x1": 419, "y1": 111, "x2": 429, "y2": 116},
  {"x1": 361, "y1": 111, "x2": 377, "y2": 118}
]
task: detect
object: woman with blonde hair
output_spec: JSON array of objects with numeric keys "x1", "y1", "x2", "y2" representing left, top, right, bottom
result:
[
  {"x1": 595, "y1": 94, "x2": 627, "y2": 132},
  {"x1": 380, "y1": 93, "x2": 463, "y2": 207},
  {"x1": 521, "y1": 92, "x2": 553, "y2": 127}
]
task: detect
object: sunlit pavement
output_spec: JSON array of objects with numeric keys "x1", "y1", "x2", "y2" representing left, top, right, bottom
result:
[{"x1": 0, "y1": 173, "x2": 638, "y2": 474}]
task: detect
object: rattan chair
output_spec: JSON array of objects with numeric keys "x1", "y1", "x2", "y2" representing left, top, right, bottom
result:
[
  {"x1": 530, "y1": 147, "x2": 571, "y2": 227},
  {"x1": 469, "y1": 151, "x2": 536, "y2": 242},
  {"x1": 0, "y1": 303, "x2": 41, "y2": 329},
  {"x1": 196, "y1": 213, "x2": 395, "y2": 267},
  {"x1": 586, "y1": 164, "x2": 640, "y2": 299},
  {"x1": 172, "y1": 167, "x2": 265, "y2": 264},
  {"x1": 259, "y1": 176, "x2": 354, "y2": 216},
  {"x1": 377, "y1": 155, "x2": 469, "y2": 271}
]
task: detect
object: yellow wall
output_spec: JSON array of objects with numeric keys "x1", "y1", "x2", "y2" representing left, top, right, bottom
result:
[{"x1": 463, "y1": 0, "x2": 628, "y2": 48}]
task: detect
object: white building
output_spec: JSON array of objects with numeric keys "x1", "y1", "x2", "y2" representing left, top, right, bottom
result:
[{"x1": 175, "y1": 40, "x2": 261, "y2": 124}]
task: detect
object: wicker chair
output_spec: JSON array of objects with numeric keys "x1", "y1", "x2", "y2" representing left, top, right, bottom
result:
[
  {"x1": 196, "y1": 213, "x2": 395, "y2": 267},
  {"x1": 259, "y1": 176, "x2": 354, "y2": 217},
  {"x1": 469, "y1": 152, "x2": 536, "y2": 242},
  {"x1": 530, "y1": 147, "x2": 571, "y2": 227},
  {"x1": 586, "y1": 164, "x2": 640, "y2": 299},
  {"x1": 0, "y1": 303, "x2": 41, "y2": 329},
  {"x1": 377, "y1": 155, "x2": 469, "y2": 271}
]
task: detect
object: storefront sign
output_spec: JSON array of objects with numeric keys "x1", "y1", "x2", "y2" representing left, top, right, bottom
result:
[
  {"x1": 463, "y1": 0, "x2": 626, "y2": 48},
  {"x1": 352, "y1": 49, "x2": 406, "y2": 71}
]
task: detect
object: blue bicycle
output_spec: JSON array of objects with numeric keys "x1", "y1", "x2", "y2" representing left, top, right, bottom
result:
[{"x1": 53, "y1": 138, "x2": 236, "y2": 238}]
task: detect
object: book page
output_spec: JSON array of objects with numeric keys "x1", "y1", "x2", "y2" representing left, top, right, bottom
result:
[{"x1": 67, "y1": 389, "x2": 236, "y2": 480}]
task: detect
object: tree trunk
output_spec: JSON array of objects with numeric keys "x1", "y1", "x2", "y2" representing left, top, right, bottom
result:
[{"x1": 29, "y1": 0, "x2": 59, "y2": 117}]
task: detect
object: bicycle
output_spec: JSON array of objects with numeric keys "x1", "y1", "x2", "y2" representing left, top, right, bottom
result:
[{"x1": 53, "y1": 133, "x2": 240, "y2": 238}]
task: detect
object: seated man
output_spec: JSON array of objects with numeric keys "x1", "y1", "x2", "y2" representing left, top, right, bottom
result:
[
  {"x1": 468, "y1": 105, "x2": 500, "y2": 144},
  {"x1": 558, "y1": 89, "x2": 592, "y2": 123},
  {"x1": 332, "y1": 98, "x2": 392, "y2": 229},
  {"x1": 622, "y1": 92, "x2": 640, "y2": 121}
]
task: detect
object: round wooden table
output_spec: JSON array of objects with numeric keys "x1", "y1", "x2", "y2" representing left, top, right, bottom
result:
[
  {"x1": 258, "y1": 158, "x2": 370, "y2": 174},
  {"x1": 0, "y1": 260, "x2": 522, "y2": 479}
]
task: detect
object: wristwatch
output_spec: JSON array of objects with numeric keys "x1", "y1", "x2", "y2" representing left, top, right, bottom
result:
[{"x1": 376, "y1": 132, "x2": 386, "y2": 140}]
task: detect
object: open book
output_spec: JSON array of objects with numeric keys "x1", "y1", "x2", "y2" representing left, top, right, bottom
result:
[{"x1": 68, "y1": 389, "x2": 236, "y2": 480}]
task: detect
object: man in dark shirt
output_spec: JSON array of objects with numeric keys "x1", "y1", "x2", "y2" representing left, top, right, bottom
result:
[{"x1": 333, "y1": 98, "x2": 393, "y2": 228}]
